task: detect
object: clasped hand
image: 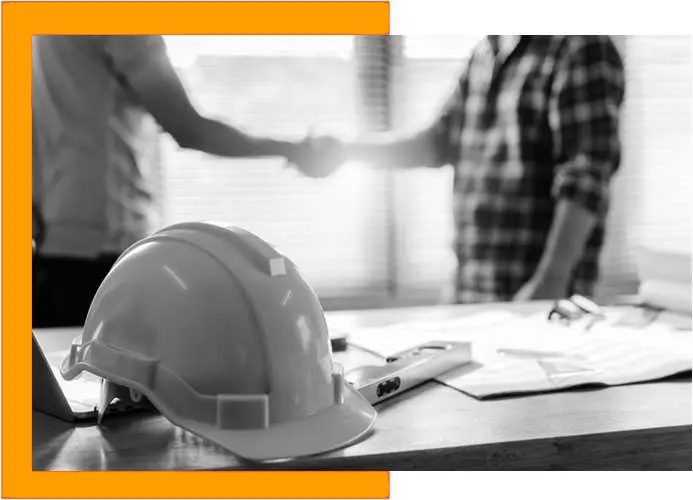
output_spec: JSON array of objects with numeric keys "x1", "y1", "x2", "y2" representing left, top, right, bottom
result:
[{"x1": 287, "y1": 135, "x2": 345, "y2": 178}]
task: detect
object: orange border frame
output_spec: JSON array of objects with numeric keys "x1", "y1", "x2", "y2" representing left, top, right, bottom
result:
[{"x1": 1, "y1": 1, "x2": 390, "y2": 498}]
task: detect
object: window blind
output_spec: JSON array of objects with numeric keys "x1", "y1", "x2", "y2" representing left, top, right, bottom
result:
[
  {"x1": 157, "y1": 35, "x2": 690, "y2": 306},
  {"x1": 597, "y1": 36, "x2": 692, "y2": 300},
  {"x1": 160, "y1": 36, "x2": 391, "y2": 301},
  {"x1": 391, "y1": 36, "x2": 480, "y2": 300}
]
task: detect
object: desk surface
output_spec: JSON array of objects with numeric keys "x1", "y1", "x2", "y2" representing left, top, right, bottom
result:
[{"x1": 33, "y1": 303, "x2": 692, "y2": 470}]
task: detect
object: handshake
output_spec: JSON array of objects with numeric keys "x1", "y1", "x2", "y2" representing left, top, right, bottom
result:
[{"x1": 285, "y1": 135, "x2": 347, "y2": 179}]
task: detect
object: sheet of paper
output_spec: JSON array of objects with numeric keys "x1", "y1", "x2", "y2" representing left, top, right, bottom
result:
[
  {"x1": 346, "y1": 309, "x2": 521, "y2": 357},
  {"x1": 440, "y1": 315, "x2": 692, "y2": 398}
]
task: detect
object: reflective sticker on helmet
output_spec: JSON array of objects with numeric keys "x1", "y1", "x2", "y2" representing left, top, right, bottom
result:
[{"x1": 216, "y1": 393, "x2": 270, "y2": 430}]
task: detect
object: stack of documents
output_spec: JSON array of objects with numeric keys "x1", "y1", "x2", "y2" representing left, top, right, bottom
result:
[
  {"x1": 637, "y1": 247, "x2": 692, "y2": 313},
  {"x1": 347, "y1": 309, "x2": 692, "y2": 399}
]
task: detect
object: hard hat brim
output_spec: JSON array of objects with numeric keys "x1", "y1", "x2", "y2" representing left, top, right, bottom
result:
[
  {"x1": 176, "y1": 383, "x2": 377, "y2": 462},
  {"x1": 62, "y1": 355, "x2": 376, "y2": 462}
]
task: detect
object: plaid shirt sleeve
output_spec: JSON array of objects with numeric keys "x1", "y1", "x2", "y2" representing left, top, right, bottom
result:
[{"x1": 549, "y1": 36, "x2": 625, "y2": 216}]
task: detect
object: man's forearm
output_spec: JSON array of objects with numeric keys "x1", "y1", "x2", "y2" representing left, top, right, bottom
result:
[
  {"x1": 535, "y1": 199, "x2": 598, "y2": 284},
  {"x1": 344, "y1": 128, "x2": 438, "y2": 168},
  {"x1": 180, "y1": 117, "x2": 297, "y2": 159}
]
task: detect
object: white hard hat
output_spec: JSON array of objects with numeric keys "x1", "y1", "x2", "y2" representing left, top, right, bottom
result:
[{"x1": 61, "y1": 222, "x2": 376, "y2": 461}]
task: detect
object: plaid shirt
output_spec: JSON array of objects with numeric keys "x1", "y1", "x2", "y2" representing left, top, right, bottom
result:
[{"x1": 430, "y1": 35, "x2": 625, "y2": 302}]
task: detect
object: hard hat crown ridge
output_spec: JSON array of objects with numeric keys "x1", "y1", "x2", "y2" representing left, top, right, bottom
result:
[{"x1": 61, "y1": 222, "x2": 376, "y2": 460}]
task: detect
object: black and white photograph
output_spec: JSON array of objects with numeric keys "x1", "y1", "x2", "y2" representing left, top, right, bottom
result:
[{"x1": 31, "y1": 34, "x2": 692, "y2": 471}]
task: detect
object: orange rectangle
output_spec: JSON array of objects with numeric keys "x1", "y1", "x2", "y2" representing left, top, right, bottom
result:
[
  {"x1": 14, "y1": 471, "x2": 390, "y2": 498},
  {"x1": 2, "y1": 1, "x2": 389, "y2": 498},
  {"x1": 3, "y1": 1, "x2": 390, "y2": 34}
]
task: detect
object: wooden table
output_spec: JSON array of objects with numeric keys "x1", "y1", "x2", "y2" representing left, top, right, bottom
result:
[{"x1": 33, "y1": 303, "x2": 692, "y2": 470}]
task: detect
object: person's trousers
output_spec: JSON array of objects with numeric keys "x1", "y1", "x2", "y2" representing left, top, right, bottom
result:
[{"x1": 33, "y1": 254, "x2": 120, "y2": 328}]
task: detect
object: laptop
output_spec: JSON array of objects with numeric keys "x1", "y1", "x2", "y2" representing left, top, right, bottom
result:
[{"x1": 32, "y1": 331, "x2": 154, "y2": 423}]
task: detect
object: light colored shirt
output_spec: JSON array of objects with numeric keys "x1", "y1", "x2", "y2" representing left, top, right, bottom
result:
[{"x1": 33, "y1": 36, "x2": 165, "y2": 258}]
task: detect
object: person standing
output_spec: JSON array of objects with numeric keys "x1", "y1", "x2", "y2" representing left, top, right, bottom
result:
[
  {"x1": 32, "y1": 35, "x2": 335, "y2": 326},
  {"x1": 296, "y1": 36, "x2": 625, "y2": 302}
]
